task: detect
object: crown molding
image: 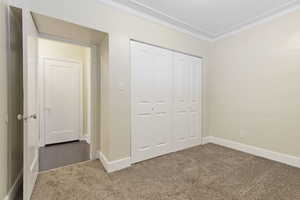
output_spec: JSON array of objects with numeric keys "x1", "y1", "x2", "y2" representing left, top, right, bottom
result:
[
  {"x1": 127, "y1": 0, "x2": 214, "y2": 37},
  {"x1": 97, "y1": 0, "x2": 300, "y2": 42},
  {"x1": 213, "y1": 0, "x2": 300, "y2": 41},
  {"x1": 96, "y1": 0, "x2": 213, "y2": 41}
]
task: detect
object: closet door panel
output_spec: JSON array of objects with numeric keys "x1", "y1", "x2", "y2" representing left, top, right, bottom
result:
[
  {"x1": 174, "y1": 111, "x2": 189, "y2": 141},
  {"x1": 188, "y1": 57, "x2": 201, "y2": 140},
  {"x1": 132, "y1": 42, "x2": 172, "y2": 163},
  {"x1": 135, "y1": 115, "x2": 154, "y2": 151},
  {"x1": 152, "y1": 47, "x2": 172, "y2": 151},
  {"x1": 173, "y1": 53, "x2": 202, "y2": 150},
  {"x1": 173, "y1": 53, "x2": 190, "y2": 149},
  {"x1": 132, "y1": 42, "x2": 156, "y2": 162}
]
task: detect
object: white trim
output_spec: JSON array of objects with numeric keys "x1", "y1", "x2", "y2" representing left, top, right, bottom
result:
[
  {"x1": 96, "y1": 0, "x2": 212, "y2": 41},
  {"x1": 127, "y1": 0, "x2": 213, "y2": 37},
  {"x1": 97, "y1": 0, "x2": 300, "y2": 41},
  {"x1": 213, "y1": 2, "x2": 300, "y2": 41},
  {"x1": 202, "y1": 136, "x2": 213, "y2": 145},
  {"x1": 98, "y1": 151, "x2": 131, "y2": 173},
  {"x1": 130, "y1": 41, "x2": 135, "y2": 165},
  {"x1": 4, "y1": 170, "x2": 22, "y2": 200},
  {"x1": 30, "y1": 154, "x2": 38, "y2": 173},
  {"x1": 203, "y1": 136, "x2": 300, "y2": 169},
  {"x1": 26, "y1": 168, "x2": 38, "y2": 200},
  {"x1": 80, "y1": 134, "x2": 91, "y2": 144}
]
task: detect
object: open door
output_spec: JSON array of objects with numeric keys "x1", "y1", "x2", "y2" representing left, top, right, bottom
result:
[{"x1": 22, "y1": 9, "x2": 39, "y2": 200}]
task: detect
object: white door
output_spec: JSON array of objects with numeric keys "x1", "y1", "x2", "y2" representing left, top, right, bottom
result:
[
  {"x1": 131, "y1": 41, "x2": 172, "y2": 163},
  {"x1": 131, "y1": 41, "x2": 202, "y2": 163},
  {"x1": 23, "y1": 9, "x2": 39, "y2": 200},
  {"x1": 44, "y1": 58, "x2": 81, "y2": 145},
  {"x1": 173, "y1": 53, "x2": 202, "y2": 151}
]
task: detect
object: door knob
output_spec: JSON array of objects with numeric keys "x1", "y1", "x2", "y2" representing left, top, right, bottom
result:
[
  {"x1": 17, "y1": 114, "x2": 37, "y2": 121},
  {"x1": 17, "y1": 114, "x2": 23, "y2": 120}
]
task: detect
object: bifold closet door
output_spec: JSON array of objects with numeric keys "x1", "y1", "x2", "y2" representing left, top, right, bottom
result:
[
  {"x1": 131, "y1": 41, "x2": 173, "y2": 163},
  {"x1": 173, "y1": 53, "x2": 202, "y2": 150}
]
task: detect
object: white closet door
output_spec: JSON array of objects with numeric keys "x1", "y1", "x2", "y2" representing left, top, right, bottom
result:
[
  {"x1": 132, "y1": 41, "x2": 172, "y2": 163},
  {"x1": 188, "y1": 56, "x2": 202, "y2": 144},
  {"x1": 173, "y1": 53, "x2": 202, "y2": 151}
]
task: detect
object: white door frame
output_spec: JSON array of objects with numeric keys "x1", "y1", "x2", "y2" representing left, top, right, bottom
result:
[
  {"x1": 37, "y1": 34, "x2": 100, "y2": 160},
  {"x1": 39, "y1": 56, "x2": 83, "y2": 146}
]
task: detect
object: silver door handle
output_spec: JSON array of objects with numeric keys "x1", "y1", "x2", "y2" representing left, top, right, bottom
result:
[{"x1": 17, "y1": 114, "x2": 37, "y2": 121}]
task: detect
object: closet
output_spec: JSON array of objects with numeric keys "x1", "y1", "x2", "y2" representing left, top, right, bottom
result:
[{"x1": 131, "y1": 41, "x2": 202, "y2": 163}]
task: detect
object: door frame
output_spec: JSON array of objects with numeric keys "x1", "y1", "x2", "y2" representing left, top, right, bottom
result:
[
  {"x1": 37, "y1": 34, "x2": 100, "y2": 160},
  {"x1": 39, "y1": 56, "x2": 83, "y2": 146}
]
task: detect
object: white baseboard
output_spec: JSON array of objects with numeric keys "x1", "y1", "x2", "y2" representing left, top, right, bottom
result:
[
  {"x1": 80, "y1": 134, "x2": 91, "y2": 144},
  {"x1": 4, "y1": 170, "x2": 22, "y2": 200},
  {"x1": 202, "y1": 136, "x2": 213, "y2": 145},
  {"x1": 203, "y1": 136, "x2": 300, "y2": 168},
  {"x1": 98, "y1": 151, "x2": 131, "y2": 173}
]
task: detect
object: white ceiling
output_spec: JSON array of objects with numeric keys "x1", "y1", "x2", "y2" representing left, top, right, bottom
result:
[
  {"x1": 103, "y1": 0, "x2": 300, "y2": 39},
  {"x1": 32, "y1": 13, "x2": 107, "y2": 45}
]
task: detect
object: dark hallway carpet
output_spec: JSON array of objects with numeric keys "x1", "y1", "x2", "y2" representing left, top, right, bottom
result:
[{"x1": 39, "y1": 141, "x2": 90, "y2": 172}]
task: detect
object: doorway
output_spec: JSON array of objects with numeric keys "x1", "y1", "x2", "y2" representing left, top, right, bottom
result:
[
  {"x1": 19, "y1": 11, "x2": 107, "y2": 200},
  {"x1": 38, "y1": 38, "x2": 92, "y2": 171}
]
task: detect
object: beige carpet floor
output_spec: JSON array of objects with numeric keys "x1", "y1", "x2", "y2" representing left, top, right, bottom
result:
[{"x1": 31, "y1": 144, "x2": 300, "y2": 200}]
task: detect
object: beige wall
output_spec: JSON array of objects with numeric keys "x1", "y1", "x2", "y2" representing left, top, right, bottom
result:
[
  {"x1": 39, "y1": 38, "x2": 89, "y2": 61},
  {"x1": 100, "y1": 35, "x2": 110, "y2": 157},
  {"x1": 38, "y1": 38, "x2": 91, "y2": 139},
  {"x1": 9, "y1": 0, "x2": 300, "y2": 164},
  {"x1": 25, "y1": 0, "x2": 210, "y2": 161},
  {"x1": 208, "y1": 10, "x2": 300, "y2": 157},
  {"x1": 4, "y1": 0, "x2": 300, "y2": 169},
  {"x1": 0, "y1": 0, "x2": 8, "y2": 198},
  {"x1": 83, "y1": 48, "x2": 92, "y2": 138}
]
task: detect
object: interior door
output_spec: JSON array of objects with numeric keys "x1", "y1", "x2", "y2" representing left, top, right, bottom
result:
[
  {"x1": 173, "y1": 53, "x2": 202, "y2": 150},
  {"x1": 44, "y1": 58, "x2": 81, "y2": 145},
  {"x1": 131, "y1": 41, "x2": 172, "y2": 163},
  {"x1": 7, "y1": 6, "x2": 23, "y2": 195},
  {"x1": 23, "y1": 9, "x2": 39, "y2": 200}
]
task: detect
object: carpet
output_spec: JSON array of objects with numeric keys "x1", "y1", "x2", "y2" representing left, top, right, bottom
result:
[{"x1": 31, "y1": 144, "x2": 300, "y2": 200}]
